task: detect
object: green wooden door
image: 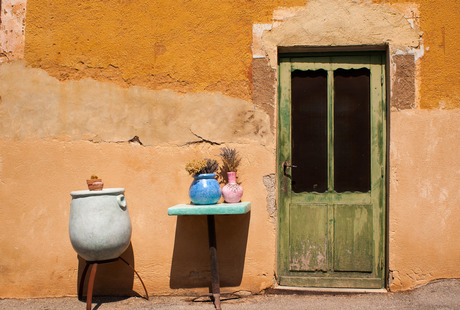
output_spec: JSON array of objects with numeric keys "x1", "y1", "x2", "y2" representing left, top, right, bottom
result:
[{"x1": 277, "y1": 54, "x2": 386, "y2": 288}]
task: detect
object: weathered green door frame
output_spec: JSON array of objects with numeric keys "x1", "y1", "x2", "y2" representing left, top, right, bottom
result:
[{"x1": 277, "y1": 53, "x2": 386, "y2": 288}]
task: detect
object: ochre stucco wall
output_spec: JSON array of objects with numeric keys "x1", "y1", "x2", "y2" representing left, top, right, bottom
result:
[
  {"x1": 0, "y1": 138, "x2": 276, "y2": 297},
  {"x1": 0, "y1": 0, "x2": 459, "y2": 297},
  {"x1": 389, "y1": 109, "x2": 460, "y2": 290},
  {"x1": 23, "y1": 0, "x2": 460, "y2": 109},
  {"x1": 24, "y1": 0, "x2": 307, "y2": 101},
  {"x1": 372, "y1": 0, "x2": 460, "y2": 109}
]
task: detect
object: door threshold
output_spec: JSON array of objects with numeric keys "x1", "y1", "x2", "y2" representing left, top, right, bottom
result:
[{"x1": 266, "y1": 286, "x2": 387, "y2": 295}]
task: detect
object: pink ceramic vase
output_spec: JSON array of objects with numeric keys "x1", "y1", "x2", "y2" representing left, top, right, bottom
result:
[{"x1": 222, "y1": 172, "x2": 243, "y2": 203}]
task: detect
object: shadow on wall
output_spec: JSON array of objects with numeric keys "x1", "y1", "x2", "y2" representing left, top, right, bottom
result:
[
  {"x1": 77, "y1": 243, "x2": 141, "y2": 297},
  {"x1": 170, "y1": 213, "x2": 250, "y2": 289}
]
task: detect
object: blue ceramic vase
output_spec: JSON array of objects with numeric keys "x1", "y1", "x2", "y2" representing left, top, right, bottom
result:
[{"x1": 189, "y1": 173, "x2": 221, "y2": 205}]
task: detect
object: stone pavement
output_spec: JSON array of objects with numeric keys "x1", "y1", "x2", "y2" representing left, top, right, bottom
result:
[{"x1": 0, "y1": 279, "x2": 458, "y2": 310}]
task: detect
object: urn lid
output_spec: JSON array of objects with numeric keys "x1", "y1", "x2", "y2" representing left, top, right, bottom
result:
[{"x1": 70, "y1": 188, "x2": 125, "y2": 198}]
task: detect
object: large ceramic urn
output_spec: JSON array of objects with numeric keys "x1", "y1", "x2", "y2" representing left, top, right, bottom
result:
[{"x1": 69, "y1": 188, "x2": 132, "y2": 261}]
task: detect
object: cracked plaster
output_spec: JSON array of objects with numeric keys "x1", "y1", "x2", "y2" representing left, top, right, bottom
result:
[
  {"x1": 0, "y1": 0, "x2": 27, "y2": 63},
  {"x1": 0, "y1": 61, "x2": 273, "y2": 147},
  {"x1": 261, "y1": 0, "x2": 421, "y2": 68},
  {"x1": 263, "y1": 174, "x2": 277, "y2": 225}
]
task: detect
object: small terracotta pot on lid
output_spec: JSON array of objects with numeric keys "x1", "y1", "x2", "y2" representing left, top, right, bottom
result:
[{"x1": 87, "y1": 175, "x2": 104, "y2": 191}]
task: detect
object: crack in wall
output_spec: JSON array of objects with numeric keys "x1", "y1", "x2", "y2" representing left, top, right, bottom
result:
[
  {"x1": 181, "y1": 129, "x2": 222, "y2": 146},
  {"x1": 86, "y1": 135, "x2": 146, "y2": 146}
]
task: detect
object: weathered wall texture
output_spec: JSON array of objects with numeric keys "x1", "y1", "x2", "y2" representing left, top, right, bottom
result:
[
  {"x1": 0, "y1": 61, "x2": 277, "y2": 297},
  {"x1": 0, "y1": 0, "x2": 26, "y2": 63},
  {"x1": 262, "y1": 0, "x2": 421, "y2": 67},
  {"x1": 373, "y1": 0, "x2": 460, "y2": 109},
  {"x1": 0, "y1": 62, "x2": 273, "y2": 146},
  {"x1": 0, "y1": 0, "x2": 459, "y2": 297},
  {"x1": 24, "y1": 0, "x2": 306, "y2": 101},
  {"x1": 2, "y1": 0, "x2": 300, "y2": 297}
]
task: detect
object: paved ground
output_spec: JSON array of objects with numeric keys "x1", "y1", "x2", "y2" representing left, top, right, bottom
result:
[{"x1": 1, "y1": 279, "x2": 459, "y2": 309}]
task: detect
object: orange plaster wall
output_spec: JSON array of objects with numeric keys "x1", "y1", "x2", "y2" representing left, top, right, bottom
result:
[
  {"x1": 24, "y1": 0, "x2": 460, "y2": 108},
  {"x1": 24, "y1": 0, "x2": 306, "y2": 101},
  {"x1": 389, "y1": 110, "x2": 460, "y2": 290},
  {"x1": 372, "y1": 0, "x2": 460, "y2": 109},
  {"x1": 416, "y1": 0, "x2": 460, "y2": 109},
  {"x1": 0, "y1": 139, "x2": 276, "y2": 297}
]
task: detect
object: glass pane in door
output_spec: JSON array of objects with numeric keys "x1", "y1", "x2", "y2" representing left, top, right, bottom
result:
[
  {"x1": 333, "y1": 68, "x2": 371, "y2": 192},
  {"x1": 291, "y1": 69, "x2": 328, "y2": 193}
]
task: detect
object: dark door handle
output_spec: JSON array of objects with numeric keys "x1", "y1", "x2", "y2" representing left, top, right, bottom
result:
[{"x1": 283, "y1": 161, "x2": 297, "y2": 177}]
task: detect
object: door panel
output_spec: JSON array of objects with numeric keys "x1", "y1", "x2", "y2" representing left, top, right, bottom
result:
[
  {"x1": 289, "y1": 204, "x2": 328, "y2": 272},
  {"x1": 333, "y1": 204, "x2": 373, "y2": 272},
  {"x1": 277, "y1": 54, "x2": 386, "y2": 288}
]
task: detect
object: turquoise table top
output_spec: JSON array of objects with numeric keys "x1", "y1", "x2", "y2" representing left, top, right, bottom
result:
[{"x1": 168, "y1": 202, "x2": 251, "y2": 216}]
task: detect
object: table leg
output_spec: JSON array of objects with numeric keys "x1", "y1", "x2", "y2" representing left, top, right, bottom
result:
[{"x1": 207, "y1": 214, "x2": 221, "y2": 310}]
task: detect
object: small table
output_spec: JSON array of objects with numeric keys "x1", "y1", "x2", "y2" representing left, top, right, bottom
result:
[{"x1": 168, "y1": 202, "x2": 251, "y2": 310}]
